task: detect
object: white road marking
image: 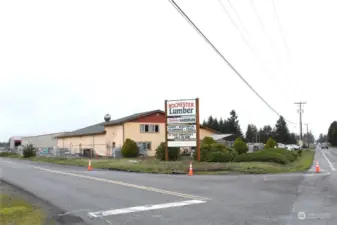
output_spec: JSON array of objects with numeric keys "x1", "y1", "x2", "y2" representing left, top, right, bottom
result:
[
  {"x1": 0, "y1": 160, "x2": 15, "y2": 164},
  {"x1": 31, "y1": 166, "x2": 209, "y2": 200},
  {"x1": 321, "y1": 150, "x2": 336, "y2": 171},
  {"x1": 88, "y1": 200, "x2": 206, "y2": 218}
]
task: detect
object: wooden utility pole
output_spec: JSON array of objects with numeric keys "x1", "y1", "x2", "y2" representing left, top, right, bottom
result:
[
  {"x1": 294, "y1": 102, "x2": 306, "y2": 143},
  {"x1": 304, "y1": 123, "x2": 309, "y2": 147},
  {"x1": 196, "y1": 98, "x2": 200, "y2": 161},
  {"x1": 164, "y1": 100, "x2": 168, "y2": 161}
]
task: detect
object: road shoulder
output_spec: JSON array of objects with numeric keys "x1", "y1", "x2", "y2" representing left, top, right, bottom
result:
[{"x1": 0, "y1": 180, "x2": 87, "y2": 225}]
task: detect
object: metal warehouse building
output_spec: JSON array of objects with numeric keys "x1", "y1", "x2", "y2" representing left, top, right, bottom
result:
[{"x1": 22, "y1": 132, "x2": 67, "y2": 150}]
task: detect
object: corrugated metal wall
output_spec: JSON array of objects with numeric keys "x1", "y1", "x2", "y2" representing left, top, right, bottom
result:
[{"x1": 22, "y1": 133, "x2": 66, "y2": 149}]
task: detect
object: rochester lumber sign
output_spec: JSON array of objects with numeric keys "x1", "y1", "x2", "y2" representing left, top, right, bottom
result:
[{"x1": 165, "y1": 98, "x2": 201, "y2": 161}]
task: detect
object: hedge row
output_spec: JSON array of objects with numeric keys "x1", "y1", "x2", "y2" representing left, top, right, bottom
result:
[{"x1": 234, "y1": 148, "x2": 300, "y2": 165}]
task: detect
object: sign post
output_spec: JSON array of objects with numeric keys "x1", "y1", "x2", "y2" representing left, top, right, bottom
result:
[{"x1": 165, "y1": 98, "x2": 200, "y2": 161}]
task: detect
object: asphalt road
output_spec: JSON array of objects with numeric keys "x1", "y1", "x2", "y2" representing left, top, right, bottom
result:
[{"x1": 0, "y1": 148, "x2": 336, "y2": 225}]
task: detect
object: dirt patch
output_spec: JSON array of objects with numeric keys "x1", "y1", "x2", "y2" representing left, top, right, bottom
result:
[{"x1": 0, "y1": 180, "x2": 87, "y2": 225}]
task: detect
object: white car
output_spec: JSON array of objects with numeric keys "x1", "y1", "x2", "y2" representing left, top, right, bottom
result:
[
  {"x1": 277, "y1": 143, "x2": 286, "y2": 148},
  {"x1": 286, "y1": 145, "x2": 300, "y2": 151}
]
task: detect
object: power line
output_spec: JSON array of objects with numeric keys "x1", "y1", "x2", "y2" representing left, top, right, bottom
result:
[
  {"x1": 271, "y1": 0, "x2": 291, "y2": 61},
  {"x1": 168, "y1": 0, "x2": 295, "y2": 125},
  {"x1": 250, "y1": 0, "x2": 275, "y2": 54},
  {"x1": 217, "y1": 0, "x2": 255, "y2": 54},
  {"x1": 227, "y1": 0, "x2": 251, "y2": 40}
]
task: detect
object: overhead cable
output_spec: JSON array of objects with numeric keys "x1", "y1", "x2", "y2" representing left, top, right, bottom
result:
[
  {"x1": 168, "y1": 0, "x2": 295, "y2": 124},
  {"x1": 271, "y1": 0, "x2": 291, "y2": 61}
]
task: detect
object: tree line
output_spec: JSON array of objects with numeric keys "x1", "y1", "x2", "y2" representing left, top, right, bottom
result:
[
  {"x1": 203, "y1": 110, "x2": 315, "y2": 145},
  {"x1": 326, "y1": 121, "x2": 337, "y2": 146}
]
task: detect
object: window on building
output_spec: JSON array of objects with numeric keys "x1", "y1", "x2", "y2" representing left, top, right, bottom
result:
[
  {"x1": 140, "y1": 124, "x2": 160, "y2": 133},
  {"x1": 137, "y1": 142, "x2": 151, "y2": 150},
  {"x1": 140, "y1": 125, "x2": 145, "y2": 133}
]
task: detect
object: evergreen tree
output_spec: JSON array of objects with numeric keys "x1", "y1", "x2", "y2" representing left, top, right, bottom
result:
[
  {"x1": 259, "y1": 125, "x2": 273, "y2": 143},
  {"x1": 274, "y1": 116, "x2": 290, "y2": 143},
  {"x1": 207, "y1": 116, "x2": 214, "y2": 129},
  {"x1": 219, "y1": 118, "x2": 224, "y2": 133},
  {"x1": 328, "y1": 121, "x2": 337, "y2": 146},
  {"x1": 246, "y1": 125, "x2": 254, "y2": 142},
  {"x1": 318, "y1": 133, "x2": 328, "y2": 143},
  {"x1": 227, "y1": 110, "x2": 243, "y2": 137}
]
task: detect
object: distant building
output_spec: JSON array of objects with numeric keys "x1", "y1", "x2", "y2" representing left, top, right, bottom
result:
[
  {"x1": 22, "y1": 132, "x2": 67, "y2": 150},
  {"x1": 8, "y1": 136, "x2": 23, "y2": 150},
  {"x1": 56, "y1": 110, "x2": 219, "y2": 157}
]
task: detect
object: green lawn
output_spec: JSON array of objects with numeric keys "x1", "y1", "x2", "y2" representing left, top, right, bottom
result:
[
  {"x1": 2, "y1": 150, "x2": 314, "y2": 175},
  {"x1": 0, "y1": 195, "x2": 46, "y2": 225}
]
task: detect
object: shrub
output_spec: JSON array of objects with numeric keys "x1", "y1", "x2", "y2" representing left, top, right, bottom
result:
[
  {"x1": 233, "y1": 138, "x2": 248, "y2": 155},
  {"x1": 227, "y1": 147, "x2": 239, "y2": 159},
  {"x1": 121, "y1": 138, "x2": 139, "y2": 158},
  {"x1": 155, "y1": 142, "x2": 180, "y2": 161},
  {"x1": 233, "y1": 150, "x2": 289, "y2": 165},
  {"x1": 265, "y1": 137, "x2": 277, "y2": 149},
  {"x1": 194, "y1": 142, "x2": 230, "y2": 162},
  {"x1": 263, "y1": 148, "x2": 298, "y2": 162},
  {"x1": 202, "y1": 136, "x2": 216, "y2": 145},
  {"x1": 234, "y1": 152, "x2": 289, "y2": 165},
  {"x1": 23, "y1": 144, "x2": 37, "y2": 158},
  {"x1": 206, "y1": 151, "x2": 233, "y2": 162}
]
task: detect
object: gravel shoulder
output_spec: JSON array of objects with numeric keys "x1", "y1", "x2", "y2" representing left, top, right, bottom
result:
[{"x1": 0, "y1": 180, "x2": 87, "y2": 225}]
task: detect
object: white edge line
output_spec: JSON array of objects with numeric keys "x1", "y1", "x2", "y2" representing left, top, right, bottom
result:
[
  {"x1": 30, "y1": 166, "x2": 210, "y2": 201},
  {"x1": 321, "y1": 150, "x2": 336, "y2": 171},
  {"x1": 88, "y1": 200, "x2": 206, "y2": 217}
]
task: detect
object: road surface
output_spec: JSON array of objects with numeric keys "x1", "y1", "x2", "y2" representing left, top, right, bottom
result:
[{"x1": 0, "y1": 148, "x2": 336, "y2": 225}]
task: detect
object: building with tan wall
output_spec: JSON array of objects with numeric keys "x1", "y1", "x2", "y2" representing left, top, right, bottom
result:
[{"x1": 56, "y1": 110, "x2": 219, "y2": 157}]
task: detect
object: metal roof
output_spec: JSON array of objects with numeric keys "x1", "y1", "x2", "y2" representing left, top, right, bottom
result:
[
  {"x1": 105, "y1": 110, "x2": 164, "y2": 126},
  {"x1": 57, "y1": 109, "x2": 218, "y2": 138},
  {"x1": 57, "y1": 110, "x2": 163, "y2": 138},
  {"x1": 211, "y1": 134, "x2": 234, "y2": 141}
]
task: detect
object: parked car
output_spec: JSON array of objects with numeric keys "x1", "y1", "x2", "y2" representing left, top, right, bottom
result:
[
  {"x1": 321, "y1": 143, "x2": 329, "y2": 149},
  {"x1": 286, "y1": 145, "x2": 300, "y2": 151}
]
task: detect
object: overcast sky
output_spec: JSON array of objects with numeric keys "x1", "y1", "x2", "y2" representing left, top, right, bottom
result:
[{"x1": 1, "y1": 0, "x2": 336, "y2": 141}]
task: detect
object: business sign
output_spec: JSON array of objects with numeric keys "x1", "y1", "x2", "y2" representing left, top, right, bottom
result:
[
  {"x1": 166, "y1": 99, "x2": 196, "y2": 117},
  {"x1": 165, "y1": 99, "x2": 199, "y2": 150},
  {"x1": 167, "y1": 116, "x2": 196, "y2": 124},
  {"x1": 167, "y1": 125, "x2": 196, "y2": 133},
  {"x1": 167, "y1": 132, "x2": 196, "y2": 140},
  {"x1": 168, "y1": 141, "x2": 196, "y2": 147}
]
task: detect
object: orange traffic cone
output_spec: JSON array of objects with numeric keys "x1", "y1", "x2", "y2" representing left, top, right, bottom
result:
[
  {"x1": 88, "y1": 160, "x2": 93, "y2": 171},
  {"x1": 315, "y1": 160, "x2": 320, "y2": 173},
  {"x1": 188, "y1": 162, "x2": 193, "y2": 176}
]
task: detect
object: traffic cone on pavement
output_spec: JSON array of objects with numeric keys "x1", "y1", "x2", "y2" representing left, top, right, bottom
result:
[
  {"x1": 188, "y1": 162, "x2": 193, "y2": 176},
  {"x1": 315, "y1": 160, "x2": 320, "y2": 173},
  {"x1": 88, "y1": 160, "x2": 93, "y2": 171}
]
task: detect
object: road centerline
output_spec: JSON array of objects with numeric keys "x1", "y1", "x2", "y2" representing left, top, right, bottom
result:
[
  {"x1": 31, "y1": 165, "x2": 210, "y2": 201},
  {"x1": 88, "y1": 199, "x2": 206, "y2": 218}
]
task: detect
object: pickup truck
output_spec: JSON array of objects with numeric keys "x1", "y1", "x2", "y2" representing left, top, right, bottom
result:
[{"x1": 321, "y1": 143, "x2": 329, "y2": 149}]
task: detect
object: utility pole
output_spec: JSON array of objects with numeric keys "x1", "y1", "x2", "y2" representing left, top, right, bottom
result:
[
  {"x1": 304, "y1": 123, "x2": 309, "y2": 147},
  {"x1": 294, "y1": 102, "x2": 306, "y2": 144}
]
